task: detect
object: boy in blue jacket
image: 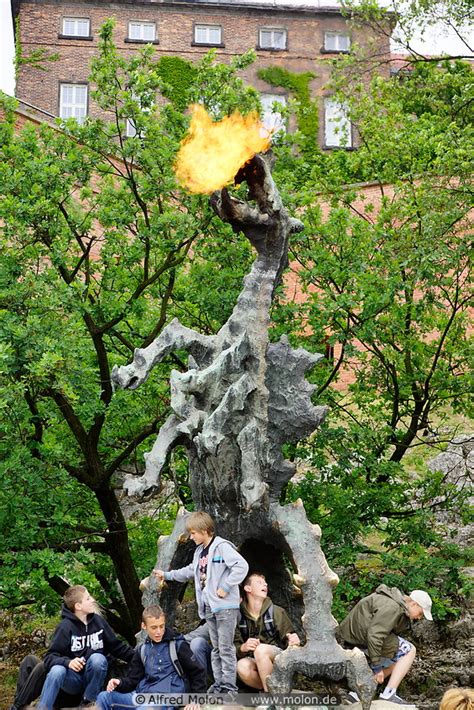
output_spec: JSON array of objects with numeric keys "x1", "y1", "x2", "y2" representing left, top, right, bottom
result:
[
  {"x1": 95, "y1": 605, "x2": 206, "y2": 710},
  {"x1": 155, "y1": 511, "x2": 248, "y2": 694},
  {"x1": 37, "y1": 585, "x2": 134, "y2": 710}
]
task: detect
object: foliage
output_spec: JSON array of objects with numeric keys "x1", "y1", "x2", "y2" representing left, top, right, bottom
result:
[
  {"x1": 257, "y1": 66, "x2": 318, "y2": 149},
  {"x1": 1, "y1": 7, "x2": 472, "y2": 634},
  {"x1": 156, "y1": 56, "x2": 197, "y2": 111},
  {"x1": 274, "y1": 52, "x2": 473, "y2": 613},
  {"x1": 390, "y1": 0, "x2": 474, "y2": 59},
  {"x1": 128, "y1": 515, "x2": 176, "y2": 582},
  {"x1": 188, "y1": 48, "x2": 260, "y2": 119},
  {"x1": 274, "y1": 59, "x2": 472, "y2": 454},
  {"x1": 0, "y1": 20, "x2": 259, "y2": 638},
  {"x1": 286, "y1": 431, "x2": 473, "y2": 620},
  {"x1": 14, "y1": 17, "x2": 60, "y2": 74}
]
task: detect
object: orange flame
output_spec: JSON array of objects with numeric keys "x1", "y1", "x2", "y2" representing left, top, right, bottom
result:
[{"x1": 174, "y1": 105, "x2": 270, "y2": 194}]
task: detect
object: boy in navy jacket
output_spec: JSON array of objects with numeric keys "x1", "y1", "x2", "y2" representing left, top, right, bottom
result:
[
  {"x1": 37, "y1": 585, "x2": 134, "y2": 709},
  {"x1": 154, "y1": 511, "x2": 248, "y2": 694},
  {"x1": 95, "y1": 605, "x2": 206, "y2": 710}
]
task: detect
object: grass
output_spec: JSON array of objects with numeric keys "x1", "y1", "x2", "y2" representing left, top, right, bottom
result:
[{"x1": 0, "y1": 664, "x2": 17, "y2": 706}]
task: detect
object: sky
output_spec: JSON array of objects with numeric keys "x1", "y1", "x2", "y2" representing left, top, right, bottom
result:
[
  {"x1": 1, "y1": 0, "x2": 15, "y2": 95},
  {"x1": 0, "y1": 0, "x2": 472, "y2": 96}
]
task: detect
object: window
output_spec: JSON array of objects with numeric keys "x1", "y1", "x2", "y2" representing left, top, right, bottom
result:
[
  {"x1": 62, "y1": 17, "x2": 90, "y2": 37},
  {"x1": 324, "y1": 98, "x2": 352, "y2": 148},
  {"x1": 260, "y1": 94, "x2": 287, "y2": 134},
  {"x1": 259, "y1": 28, "x2": 287, "y2": 50},
  {"x1": 59, "y1": 83, "x2": 88, "y2": 123},
  {"x1": 324, "y1": 31, "x2": 351, "y2": 52},
  {"x1": 125, "y1": 89, "x2": 154, "y2": 138},
  {"x1": 128, "y1": 21, "x2": 156, "y2": 42},
  {"x1": 194, "y1": 24, "x2": 222, "y2": 45},
  {"x1": 126, "y1": 119, "x2": 137, "y2": 138}
]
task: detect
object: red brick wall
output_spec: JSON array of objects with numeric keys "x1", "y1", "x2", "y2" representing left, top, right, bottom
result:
[
  {"x1": 284, "y1": 182, "x2": 395, "y2": 389},
  {"x1": 15, "y1": 0, "x2": 390, "y2": 131}
]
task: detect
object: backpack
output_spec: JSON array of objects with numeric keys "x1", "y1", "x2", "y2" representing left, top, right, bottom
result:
[
  {"x1": 139, "y1": 638, "x2": 184, "y2": 677},
  {"x1": 238, "y1": 603, "x2": 276, "y2": 641}
]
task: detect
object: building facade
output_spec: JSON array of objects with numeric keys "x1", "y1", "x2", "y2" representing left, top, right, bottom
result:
[{"x1": 10, "y1": 0, "x2": 391, "y2": 148}]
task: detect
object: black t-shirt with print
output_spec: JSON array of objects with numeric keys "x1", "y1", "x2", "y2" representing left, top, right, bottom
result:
[{"x1": 198, "y1": 538, "x2": 214, "y2": 590}]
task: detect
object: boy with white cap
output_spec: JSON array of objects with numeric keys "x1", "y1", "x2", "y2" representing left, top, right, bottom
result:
[{"x1": 336, "y1": 584, "x2": 433, "y2": 705}]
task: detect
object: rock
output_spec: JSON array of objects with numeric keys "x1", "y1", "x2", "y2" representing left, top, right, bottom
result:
[
  {"x1": 428, "y1": 434, "x2": 473, "y2": 547},
  {"x1": 411, "y1": 619, "x2": 442, "y2": 644}
]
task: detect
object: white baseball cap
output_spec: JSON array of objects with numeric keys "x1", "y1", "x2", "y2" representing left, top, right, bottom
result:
[{"x1": 409, "y1": 590, "x2": 433, "y2": 620}]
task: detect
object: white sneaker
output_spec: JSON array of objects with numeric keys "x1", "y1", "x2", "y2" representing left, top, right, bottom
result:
[
  {"x1": 347, "y1": 691, "x2": 361, "y2": 703},
  {"x1": 379, "y1": 692, "x2": 416, "y2": 706}
]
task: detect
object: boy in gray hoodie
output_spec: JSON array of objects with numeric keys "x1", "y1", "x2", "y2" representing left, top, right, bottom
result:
[{"x1": 155, "y1": 511, "x2": 248, "y2": 695}]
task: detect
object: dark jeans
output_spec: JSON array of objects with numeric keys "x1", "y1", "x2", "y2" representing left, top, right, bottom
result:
[
  {"x1": 185, "y1": 622, "x2": 213, "y2": 677},
  {"x1": 11, "y1": 655, "x2": 81, "y2": 710}
]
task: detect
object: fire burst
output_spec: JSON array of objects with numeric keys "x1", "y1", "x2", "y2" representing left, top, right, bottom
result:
[{"x1": 174, "y1": 105, "x2": 270, "y2": 194}]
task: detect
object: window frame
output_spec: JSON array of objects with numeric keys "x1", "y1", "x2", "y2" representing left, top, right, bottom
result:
[
  {"x1": 126, "y1": 20, "x2": 158, "y2": 44},
  {"x1": 59, "y1": 82, "x2": 89, "y2": 124},
  {"x1": 260, "y1": 93, "x2": 287, "y2": 135},
  {"x1": 322, "y1": 31, "x2": 351, "y2": 53},
  {"x1": 323, "y1": 97, "x2": 353, "y2": 149},
  {"x1": 192, "y1": 23, "x2": 224, "y2": 47},
  {"x1": 258, "y1": 27, "x2": 288, "y2": 51},
  {"x1": 126, "y1": 118, "x2": 138, "y2": 138},
  {"x1": 59, "y1": 17, "x2": 92, "y2": 40}
]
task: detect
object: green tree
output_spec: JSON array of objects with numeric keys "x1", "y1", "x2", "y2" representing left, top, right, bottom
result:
[
  {"x1": 271, "y1": 53, "x2": 473, "y2": 613},
  {"x1": 0, "y1": 21, "x2": 258, "y2": 638}
]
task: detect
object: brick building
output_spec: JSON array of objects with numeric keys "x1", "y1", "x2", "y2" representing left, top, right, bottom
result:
[{"x1": 10, "y1": 0, "x2": 391, "y2": 148}]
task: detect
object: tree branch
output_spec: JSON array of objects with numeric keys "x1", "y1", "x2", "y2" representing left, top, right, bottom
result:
[{"x1": 104, "y1": 418, "x2": 162, "y2": 480}]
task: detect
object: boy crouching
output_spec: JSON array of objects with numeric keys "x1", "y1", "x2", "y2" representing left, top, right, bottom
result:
[{"x1": 95, "y1": 605, "x2": 206, "y2": 710}]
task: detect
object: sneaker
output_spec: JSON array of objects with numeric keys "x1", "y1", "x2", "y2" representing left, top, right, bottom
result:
[
  {"x1": 347, "y1": 691, "x2": 361, "y2": 703},
  {"x1": 380, "y1": 692, "x2": 416, "y2": 706},
  {"x1": 219, "y1": 685, "x2": 238, "y2": 701},
  {"x1": 207, "y1": 683, "x2": 222, "y2": 694}
]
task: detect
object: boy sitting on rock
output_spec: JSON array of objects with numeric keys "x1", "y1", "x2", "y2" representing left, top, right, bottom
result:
[
  {"x1": 235, "y1": 572, "x2": 300, "y2": 692},
  {"x1": 37, "y1": 585, "x2": 134, "y2": 710},
  {"x1": 95, "y1": 604, "x2": 206, "y2": 710}
]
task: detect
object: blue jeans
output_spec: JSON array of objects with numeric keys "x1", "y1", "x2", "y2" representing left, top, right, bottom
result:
[
  {"x1": 96, "y1": 689, "x2": 135, "y2": 710},
  {"x1": 38, "y1": 653, "x2": 108, "y2": 709},
  {"x1": 185, "y1": 623, "x2": 212, "y2": 677},
  {"x1": 190, "y1": 636, "x2": 212, "y2": 676},
  {"x1": 97, "y1": 690, "x2": 177, "y2": 710}
]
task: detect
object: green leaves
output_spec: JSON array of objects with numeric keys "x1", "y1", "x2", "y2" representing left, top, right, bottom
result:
[
  {"x1": 0, "y1": 28, "x2": 264, "y2": 627},
  {"x1": 1, "y1": 16, "x2": 471, "y2": 628},
  {"x1": 273, "y1": 48, "x2": 473, "y2": 617}
]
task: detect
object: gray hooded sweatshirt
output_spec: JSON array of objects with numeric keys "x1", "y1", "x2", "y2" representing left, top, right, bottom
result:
[{"x1": 164, "y1": 535, "x2": 248, "y2": 618}]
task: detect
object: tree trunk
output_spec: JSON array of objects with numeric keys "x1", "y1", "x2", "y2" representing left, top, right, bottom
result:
[{"x1": 95, "y1": 487, "x2": 143, "y2": 642}]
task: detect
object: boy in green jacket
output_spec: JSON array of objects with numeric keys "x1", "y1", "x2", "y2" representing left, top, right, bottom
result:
[{"x1": 337, "y1": 584, "x2": 433, "y2": 705}]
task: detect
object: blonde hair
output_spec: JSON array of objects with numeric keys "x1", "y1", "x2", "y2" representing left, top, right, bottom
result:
[
  {"x1": 142, "y1": 605, "x2": 165, "y2": 622},
  {"x1": 63, "y1": 585, "x2": 87, "y2": 611},
  {"x1": 440, "y1": 688, "x2": 474, "y2": 710},
  {"x1": 186, "y1": 511, "x2": 215, "y2": 535}
]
